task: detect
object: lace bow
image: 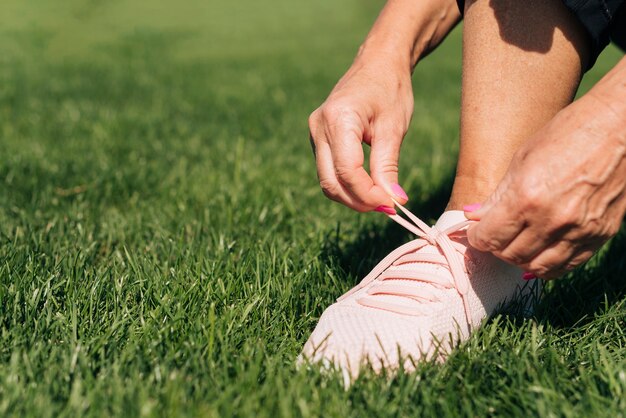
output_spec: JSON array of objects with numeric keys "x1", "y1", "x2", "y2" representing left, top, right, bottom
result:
[{"x1": 338, "y1": 202, "x2": 474, "y2": 327}]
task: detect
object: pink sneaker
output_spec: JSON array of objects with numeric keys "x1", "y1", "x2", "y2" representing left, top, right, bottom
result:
[{"x1": 299, "y1": 202, "x2": 539, "y2": 383}]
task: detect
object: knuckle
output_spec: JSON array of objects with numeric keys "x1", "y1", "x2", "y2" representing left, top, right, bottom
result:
[
  {"x1": 319, "y1": 179, "x2": 340, "y2": 199},
  {"x1": 553, "y1": 203, "x2": 581, "y2": 229},
  {"x1": 518, "y1": 183, "x2": 545, "y2": 209},
  {"x1": 308, "y1": 110, "x2": 321, "y2": 132},
  {"x1": 375, "y1": 157, "x2": 399, "y2": 175},
  {"x1": 320, "y1": 101, "x2": 350, "y2": 122},
  {"x1": 334, "y1": 164, "x2": 356, "y2": 183},
  {"x1": 497, "y1": 250, "x2": 526, "y2": 266},
  {"x1": 470, "y1": 233, "x2": 501, "y2": 252}
]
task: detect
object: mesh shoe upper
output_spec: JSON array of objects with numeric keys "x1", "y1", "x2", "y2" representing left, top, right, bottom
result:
[{"x1": 299, "y1": 204, "x2": 534, "y2": 380}]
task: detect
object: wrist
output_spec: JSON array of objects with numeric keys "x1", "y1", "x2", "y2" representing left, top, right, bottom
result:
[
  {"x1": 586, "y1": 57, "x2": 626, "y2": 120},
  {"x1": 357, "y1": 0, "x2": 461, "y2": 71},
  {"x1": 356, "y1": 37, "x2": 414, "y2": 73}
]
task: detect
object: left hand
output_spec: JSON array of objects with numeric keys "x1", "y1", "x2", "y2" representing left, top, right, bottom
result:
[{"x1": 465, "y1": 92, "x2": 626, "y2": 279}]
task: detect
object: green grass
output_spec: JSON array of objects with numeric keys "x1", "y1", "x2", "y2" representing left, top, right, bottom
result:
[{"x1": 0, "y1": 1, "x2": 625, "y2": 416}]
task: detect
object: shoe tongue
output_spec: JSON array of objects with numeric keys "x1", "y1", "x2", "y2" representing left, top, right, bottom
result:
[
  {"x1": 370, "y1": 211, "x2": 466, "y2": 310},
  {"x1": 434, "y1": 210, "x2": 467, "y2": 231}
]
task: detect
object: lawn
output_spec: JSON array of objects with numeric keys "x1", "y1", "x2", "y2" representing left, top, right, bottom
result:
[{"x1": 0, "y1": 0, "x2": 625, "y2": 416}]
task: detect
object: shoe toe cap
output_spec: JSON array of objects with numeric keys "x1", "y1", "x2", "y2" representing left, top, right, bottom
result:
[{"x1": 299, "y1": 303, "x2": 444, "y2": 377}]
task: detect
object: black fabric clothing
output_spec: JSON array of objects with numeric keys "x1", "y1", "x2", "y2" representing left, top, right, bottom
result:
[
  {"x1": 456, "y1": 0, "x2": 626, "y2": 70},
  {"x1": 610, "y1": 3, "x2": 626, "y2": 51},
  {"x1": 565, "y1": 0, "x2": 626, "y2": 67}
]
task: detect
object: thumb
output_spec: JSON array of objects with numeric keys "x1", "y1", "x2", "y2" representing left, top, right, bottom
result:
[
  {"x1": 370, "y1": 133, "x2": 408, "y2": 204},
  {"x1": 464, "y1": 198, "x2": 493, "y2": 251},
  {"x1": 463, "y1": 181, "x2": 506, "y2": 220},
  {"x1": 463, "y1": 197, "x2": 495, "y2": 221}
]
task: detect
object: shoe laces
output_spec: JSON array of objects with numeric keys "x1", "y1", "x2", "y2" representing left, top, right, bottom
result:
[{"x1": 338, "y1": 201, "x2": 474, "y2": 327}]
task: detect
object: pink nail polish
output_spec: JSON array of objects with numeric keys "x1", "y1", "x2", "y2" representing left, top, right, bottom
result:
[
  {"x1": 391, "y1": 184, "x2": 408, "y2": 201},
  {"x1": 522, "y1": 272, "x2": 537, "y2": 281},
  {"x1": 463, "y1": 203, "x2": 482, "y2": 212},
  {"x1": 374, "y1": 205, "x2": 397, "y2": 215}
]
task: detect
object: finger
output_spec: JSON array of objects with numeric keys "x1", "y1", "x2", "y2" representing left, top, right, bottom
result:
[
  {"x1": 546, "y1": 244, "x2": 597, "y2": 278},
  {"x1": 496, "y1": 226, "x2": 562, "y2": 266},
  {"x1": 329, "y1": 122, "x2": 394, "y2": 209},
  {"x1": 466, "y1": 190, "x2": 526, "y2": 253},
  {"x1": 522, "y1": 239, "x2": 578, "y2": 279},
  {"x1": 370, "y1": 120, "x2": 408, "y2": 204},
  {"x1": 463, "y1": 186, "x2": 501, "y2": 222},
  {"x1": 314, "y1": 137, "x2": 372, "y2": 212},
  {"x1": 537, "y1": 253, "x2": 593, "y2": 280},
  {"x1": 562, "y1": 248, "x2": 595, "y2": 271},
  {"x1": 463, "y1": 203, "x2": 483, "y2": 218}
]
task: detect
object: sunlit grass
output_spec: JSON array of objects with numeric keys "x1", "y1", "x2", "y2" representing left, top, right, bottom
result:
[{"x1": 0, "y1": 0, "x2": 624, "y2": 416}]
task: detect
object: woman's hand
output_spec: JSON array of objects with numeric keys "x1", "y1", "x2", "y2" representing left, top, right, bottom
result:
[
  {"x1": 465, "y1": 66, "x2": 626, "y2": 278},
  {"x1": 308, "y1": 54, "x2": 413, "y2": 212},
  {"x1": 307, "y1": 0, "x2": 461, "y2": 212}
]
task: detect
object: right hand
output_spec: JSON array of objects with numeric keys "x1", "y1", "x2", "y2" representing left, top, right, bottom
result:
[{"x1": 308, "y1": 52, "x2": 414, "y2": 212}]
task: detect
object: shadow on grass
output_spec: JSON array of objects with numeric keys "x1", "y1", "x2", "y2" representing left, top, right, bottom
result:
[{"x1": 319, "y1": 173, "x2": 455, "y2": 284}]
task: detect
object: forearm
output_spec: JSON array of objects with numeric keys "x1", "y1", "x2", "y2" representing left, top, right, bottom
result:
[{"x1": 356, "y1": 0, "x2": 461, "y2": 71}]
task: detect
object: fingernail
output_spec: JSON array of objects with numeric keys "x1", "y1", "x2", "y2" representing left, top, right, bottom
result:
[
  {"x1": 522, "y1": 272, "x2": 537, "y2": 281},
  {"x1": 391, "y1": 184, "x2": 408, "y2": 201},
  {"x1": 374, "y1": 205, "x2": 397, "y2": 215},
  {"x1": 463, "y1": 203, "x2": 482, "y2": 212}
]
